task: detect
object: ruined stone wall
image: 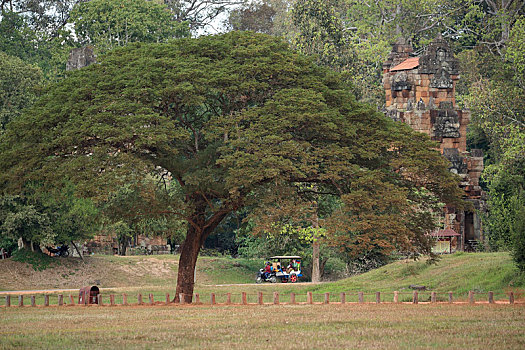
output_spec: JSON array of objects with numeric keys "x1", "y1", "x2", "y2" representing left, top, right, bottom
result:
[
  {"x1": 383, "y1": 36, "x2": 485, "y2": 250},
  {"x1": 66, "y1": 46, "x2": 96, "y2": 71}
]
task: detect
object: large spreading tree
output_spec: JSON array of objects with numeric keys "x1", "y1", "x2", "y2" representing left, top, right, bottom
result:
[{"x1": 0, "y1": 31, "x2": 462, "y2": 302}]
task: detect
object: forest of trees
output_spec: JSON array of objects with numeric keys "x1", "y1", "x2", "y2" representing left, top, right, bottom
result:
[{"x1": 0, "y1": 0, "x2": 524, "y2": 299}]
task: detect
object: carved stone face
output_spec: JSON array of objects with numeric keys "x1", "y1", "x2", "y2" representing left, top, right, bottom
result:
[{"x1": 437, "y1": 48, "x2": 446, "y2": 61}]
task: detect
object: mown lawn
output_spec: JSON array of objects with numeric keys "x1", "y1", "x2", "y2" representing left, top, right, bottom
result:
[{"x1": 1, "y1": 303, "x2": 524, "y2": 349}]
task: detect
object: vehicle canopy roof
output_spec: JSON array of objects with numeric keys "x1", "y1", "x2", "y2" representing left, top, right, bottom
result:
[{"x1": 269, "y1": 256, "x2": 301, "y2": 260}]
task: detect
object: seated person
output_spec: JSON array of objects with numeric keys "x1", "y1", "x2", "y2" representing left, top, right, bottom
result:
[
  {"x1": 264, "y1": 262, "x2": 272, "y2": 279},
  {"x1": 286, "y1": 260, "x2": 294, "y2": 273},
  {"x1": 290, "y1": 259, "x2": 300, "y2": 272}
]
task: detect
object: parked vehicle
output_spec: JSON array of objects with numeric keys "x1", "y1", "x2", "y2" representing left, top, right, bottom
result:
[
  {"x1": 47, "y1": 245, "x2": 69, "y2": 257},
  {"x1": 255, "y1": 256, "x2": 302, "y2": 283}
]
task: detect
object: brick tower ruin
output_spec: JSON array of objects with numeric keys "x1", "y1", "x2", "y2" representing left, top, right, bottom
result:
[{"x1": 383, "y1": 36, "x2": 484, "y2": 251}]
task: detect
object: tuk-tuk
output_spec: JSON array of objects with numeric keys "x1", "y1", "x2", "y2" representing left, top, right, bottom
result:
[{"x1": 256, "y1": 256, "x2": 302, "y2": 283}]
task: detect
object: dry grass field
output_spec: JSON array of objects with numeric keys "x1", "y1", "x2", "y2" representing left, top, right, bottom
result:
[{"x1": 1, "y1": 303, "x2": 524, "y2": 349}]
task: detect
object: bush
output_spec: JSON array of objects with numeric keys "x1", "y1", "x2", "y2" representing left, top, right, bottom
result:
[{"x1": 0, "y1": 235, "x2": 17, "y2": 255}]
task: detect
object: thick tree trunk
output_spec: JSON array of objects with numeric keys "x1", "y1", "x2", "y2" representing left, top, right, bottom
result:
[
  {"x1": 312, "y1": 240, "x2": 320, "y2": 283},
  {"x1": 173, "y1": 204, "x2": 230, "y2": 304},
  {"x1": 119, "y1": 240, "x2": 127, "y2": 256},
  {"x1": 174, "y1": 225, "x2": 202, "y2": 304}
]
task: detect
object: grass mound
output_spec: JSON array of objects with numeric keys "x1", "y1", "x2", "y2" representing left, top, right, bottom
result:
[
  {"x1": 11, "y1": 249, "x2": 59, "y2": 271},
  {"x1": 311, "y1": 252, "x2": 525, "y2": 296}
]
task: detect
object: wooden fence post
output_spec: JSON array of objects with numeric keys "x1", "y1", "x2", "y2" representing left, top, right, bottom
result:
[
  {"x1": 394, "y1": 291, "x2": 399, "y2": 303},
  {"x1": 58, "y1": 294, "x2": 63, "y2": 306},
  {"x1": 110, "y1": 295, "x2": 115, "y2": 306},
  {"x1": 324, "y1": 293, "x2": 330, "y2": 304},
  {"x1": 431, "y1": 292, "x2": 436, "y2": 303},
  {"x1": 122, "y1": 294, "x2": 128, "y2": 305},
  {"x1": 195, "y1": 293, "x2": 200, "y2": 304},
  {"x1": 31, "y1": 295, "x2": 36, "y2": 307},
  {"x1": 97, "y1": 294, "x2": 103, "y2": 306},
  {"x1": 226, "y1": 293, "x2": 232, "y2": 305},
  {"x1": 179, "y1": 293, "x2": 185, "y2": 305},
  {"x1": 412, "y1": 291, "x2": 418, "y2": 304},
  {"x1": 488, "y1": 291, "x2": 494, "y2": 304},
  {"x1": 358, "y1": 292, "x2": 364, "y2": 304},
  {"x1": 258, "y1": 292, "x2": 263, "y2": 305},
  {"x1": 211, "y1": 293, "x2": 216, "y2": 305},
  {"x1": 149, "y1": 294, "x2": 154, "y2": 305},
  {"x1": 469, "y1": 291, "x2": 475, "y2": 304},
  {"x1": 376, "y1": 292, "x2": 381, "y2": 304},
  {"x1": 307, "y1": 292, "x2": 313, "y2": 304},
  {"x1": 165, "y1": 293, "x2": 170, "y2": 304},
  {"x1": 44, "y1": 295, "x2": 49, "y2": 307},
  {"x1": 137, "y1": 294, "x2": 143, "y2": 305},
  {"x1": 18, "y1": 295, "x2": 23, "y2": 307},
  {"x1": 273, "y1": 292, "x2": 279, "y2": 305},
  {"x1": 69, "y1": 295, "x2": 75, "y2": 306},
  {"x1": 509, "y1": 292, "x2": 514, "y2": 304},
  {"x1": 340, "y1": 292, "x2": 346, "y2": 304},
  {"x1": 448, "y1": 292, "x2": 453, "y2": 304},
  {"x1": 290, "y1": 293, "x2": 296, "y2": 304},
  {"x1": 5, "y1": 295, "x2": 10, "y2": 307},
  {"x1": 242, "y1": 292, "x2": 247, "y2": 305}
]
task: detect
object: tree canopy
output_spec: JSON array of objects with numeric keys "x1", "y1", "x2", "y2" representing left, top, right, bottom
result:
[{"x1": 0, "y1": 31, "x2": 462, "y2": 300}]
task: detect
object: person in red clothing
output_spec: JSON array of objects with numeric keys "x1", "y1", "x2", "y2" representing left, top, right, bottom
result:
[{"x1": 264, "y1": 262, "x2": 272, "y2": 279}]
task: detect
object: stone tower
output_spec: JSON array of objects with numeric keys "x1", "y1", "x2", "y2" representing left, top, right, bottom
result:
[
  {"x1": 66, "y1": 46, "x2": 96, "y2": 71},
  {"x1": 383, "y1": 36, "x2": 484, "y2": 251}
]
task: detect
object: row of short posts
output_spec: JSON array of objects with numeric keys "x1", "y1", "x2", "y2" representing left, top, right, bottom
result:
[{"x1": 3, "y1": 291, "x2": 516, "y2": 307}]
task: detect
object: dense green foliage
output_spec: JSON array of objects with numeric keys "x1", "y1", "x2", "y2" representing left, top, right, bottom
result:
[
  {"x1": 101, "y1": 177, "x2": 187, "y2": 254},
  {"x1": 458, "y1": 15, "x2": 525, "y2": 270},
  {"x1": 0, "y1": 51, "x2": 42, "y2": 132}
]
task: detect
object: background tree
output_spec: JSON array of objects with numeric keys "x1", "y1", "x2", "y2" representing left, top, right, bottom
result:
[
  {"x1": 0, "y1": 182, "x2": 98, "y2": 255},
  {"x1": 69, "y1": 0, "x2": 190, "y2": 55},
  {"x1": 0, "y1": 0, "x2": 80, "y2": 34},
  {"x1": 0, "y1": 2, "x2": 80, "y2": 80},
  {"x1": 162, "y1": 0, "x2": 246, "y2": 33},
  {"x1": 0, "y1": 195, "x2": 53, "y2": 252},
  {"x1": 459, "y1": 17, "x2": 524, "y2": 267},
  {"x1": 101, "y1": 176, "x2": 186, "y2": 255},
  {"x1": 226, "y1": 0, "x2": 277, "y2": 34}
]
